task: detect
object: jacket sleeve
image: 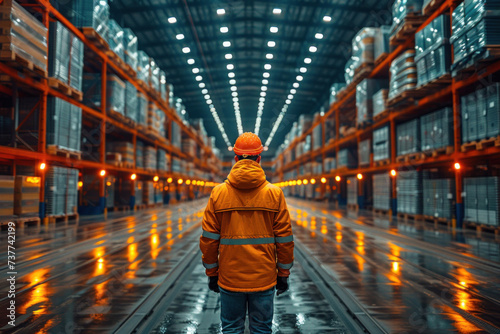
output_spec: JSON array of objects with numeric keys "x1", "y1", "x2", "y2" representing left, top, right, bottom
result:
[
  {"x1": 274, "y1": 191, "x2": 294, "y2": 277},
  {"x1": 199, "y1": 195, "x2": 220, "y2": 276}
]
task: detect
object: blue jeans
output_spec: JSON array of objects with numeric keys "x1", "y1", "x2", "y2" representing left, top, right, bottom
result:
[{"x1": 220, "y1": 287, "x2": 275, "y2": 334}]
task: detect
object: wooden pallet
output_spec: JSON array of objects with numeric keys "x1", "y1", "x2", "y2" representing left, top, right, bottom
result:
[
  {"x1": 353, "y1": 62, "x2": 374, "y2": 83},
  {"x1": 81, "y1": 27, "x2": 109, "y2": 51},
  {"x1": 47, "y1": 145, "x2": 81, "y2": 160},
  {"x1": 423, "y1": 215, "x2": 450, "y2": 228},
  {"x1": 397, "y1": 212, "x2": 424, "y2": 221},
  {"x1": 105, "y1": 50, "x2": 135, "y2": 78},
  {"x1": 396, "y1": 152, "x2": 421, "y2": 163},
  {"x1": 0, "y1": 50, "x2": 47, "y2": 78},
  {"x1": 422, "y1": 0, "x2": 447, "y2": 16},
  {"x1": 115, "y1": 205, "x2": 131, "y2": 212},
  {"x1": 386, "y1": 90, "x2": 417, "y2": 108},
  {"x1": 452, "y1": 47, "x2": 500, "y2": 78},
  {"x1": 374, "y1": 53, "x2": 389, "y2": 67},
  {"x1": 48, "y1": 78, "x2": 83, "y2": 101},
  {"x1": 374, "y1": 159, "x2": 390, "y2": 167},
  {"x1": 373, "y1": 109, "x2": 390, "y2": 123},
  {"x1": 373, "y1": 208, "x2": 390, "y2": 216},
  {"x1": 14, "y1": 216, "x2": 41, "y2": 229},
  {"x1": 461, "y1": 136, "x2": 500, "y2": 152},
  {"x1": 347, "y1": 203, "x2": 359, "y2": 211},
  {"x1": 122, "y1": 162, "x2": 134, "y2": 169},
  {"x1": 390, "y1": 15, "x2": 426, "y2": 45},
  {"x1": 465, "y1": 221, "x2": 500, "y2": 239},
  {"x1": 47, "y1": 213, "x2": 79, "y2": 224},
  {"x1": 413, "y1": 73, "x2": 452, "y2": 96},
  {"x1": 421, "y1": 146, "x2": 454, "y2": 159}
]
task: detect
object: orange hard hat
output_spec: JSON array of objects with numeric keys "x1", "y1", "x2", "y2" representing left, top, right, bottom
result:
[{"x1": 233, "y1": 132, "x2": 264, "y2": 156}]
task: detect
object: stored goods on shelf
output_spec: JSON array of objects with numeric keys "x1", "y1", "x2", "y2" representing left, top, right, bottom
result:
[
  {"x1": 147, "y1": 107, "x2": 165, "y2": 137},
  {"x1": 423, "y1": 178, "x2": 455, "y2": 219},
  {"x1": 171, "y1": 121, "x2": 182, "y2": 148},
  {"x1": 324, "y1": 116, "x2": 336, "y2": 144},
  {"x1": 105, "y1": 152, "x2": 122, "y2": 165},
  {"x1": 358, "y1": 139, "x2": 371, "y2": 166},
  {"x1": 144, "y1": 181, "x2": 154, "y2": 205},
  {"x1": 397, "y1": 170, "x2": 423, "y2": 215},
  {"x1": 329, "y1": 83, "x2": 346, "y2": 105},
  {"x1": 461, "y1": 83, "x2": 500, "y2": 143},
  {"x1": 144, "y1": 146, "x2": 157, "y2": 171},
  {"x1": 68, "y1": 0, "x2": 109, "y2": 40},
  {"x1": 397, "y1": 118, "x2": 420, "y2": 156},
  {"x1": 123, "y1": 28, "x2": 138, "y2": 70},
  {"x1": 337, "y1": 148, "x2": 357, "y2": 169},
  {"x1": 297, "y1": 114, "x2": 313, "y2": 135},
  {"x1": 312, "y1": 124, "x2": 322, "y2": 150},
  {"x1": 137, "y1": 92, "x2": 148, "y2": 126},
  {"x1": 344, "y1": 58, "x2": 356, "y2": 85},
  {"x1": 82, "y1": 73, "x2": 125, "y2": 115},
  {"x1": 155, "y1": 181, "x2": 164, "y2": 204},
  {"x1": 324, "y1": 157, "x2": 336, "y2": 173},
  {"x1": 451, "y1": 0, "x2": 500, "y2": 68},
  {"x1": 160, "y1": 70, "x2": 168, "y2": 101},
  {"x1": 347, "y1": 177, "x2": 357, "y2": 205},
  {"x1": 45, "y1": 167, "x2": 78, "y2": 216},
  {"x1": 415, "y1": 14, "x2": 451, "y2": 87},
  {"x1": 157, "y1": 148, "x2": 168, "y2": 171},
  {"x1": 373, "y1": 173, "x2": 391, "y2": 211},
  {"x1": 374, "y1": 26, "x2": 391, "y2": 62},
  {"x1": 106, "y1": 19, "x2": 124, "y2": 60},
  {"x1": 356, "y1": 79, "x2": 387, "y2": 125},
  {"x1": 125, "y1": 81, "x2": 138, "y2": 123},
  {"x1": 391, "y1": 0, "x2": 423, "y2": 34},
  {"x1": 182, "y1": 137, "x2": 197, "y2": 157},
  {"x1": 136, "y1": 141, "x2": 144, "y2": 169},
  {"x1": 47, "y1": 97, "x2": 82, "y2": 153},
  {"x1": 0, "y1": 0, "x2": 48, "y2": 72},
  {"x1": 168, "y1": 84, "x2": 175, "y2": 108},
  {"x1": 373, "y1": 89, "x2": 388, "y2": 117},
  {"x1": 0, "y1": 176, "x2": 15, "y2": 218},
  {"x1": 373, "y1": 126, "x2": 390, "y2": 161},
  {"x1": 14, "y1": 176, "x2": 40, "y2": 216},
  {"x1": 351, "y1": 27, "x2": 377, "y2": 72},
  {"x1": 137, "y1": 51, "x2": 151, "y2": 83},
  {"x1": 49, "y1": 21, "x2": 84, "y2": 90},
  {"x1": 389, "y1": 50, "x2": 417, "y2": 100},
  {"x1": 150, "y1": 58, "x2": 160, "y2": 93},
  {"x1": 464, "y1": 176, "x2": 499, "y2": 226},
  {"x1": 108, "y1": 142, "x2": 134, "y2": 165},
  {"x1": 420, "y1": 107, "x2": 453, "y2": 151}
]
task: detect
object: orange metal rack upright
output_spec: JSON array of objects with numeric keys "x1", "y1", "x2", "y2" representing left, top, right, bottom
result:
[
  {"x1": 272, "y1": 0, "x2": 500, "y2": 229},
  {"x1": 0, "y1": 0, "x2": 223, "y2": 222}
]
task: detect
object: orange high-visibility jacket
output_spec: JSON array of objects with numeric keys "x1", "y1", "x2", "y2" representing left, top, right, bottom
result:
[{"x1": 200, "y1": 159, "x2": 294, "y2": 292}]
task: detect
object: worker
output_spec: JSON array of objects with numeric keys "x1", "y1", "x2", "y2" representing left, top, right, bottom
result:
[{"x1": 200, "y1": 132, "x2": 294, "y2": 333}]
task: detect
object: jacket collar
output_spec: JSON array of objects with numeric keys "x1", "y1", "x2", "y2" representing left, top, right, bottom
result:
[{"x1": 226, "y1": 159, "x2": 267, "y2": 190}]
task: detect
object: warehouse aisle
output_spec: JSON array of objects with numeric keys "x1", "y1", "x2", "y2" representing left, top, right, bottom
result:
[{"x1": 1, "y1": 198, "x2": 500, "y2": 333}]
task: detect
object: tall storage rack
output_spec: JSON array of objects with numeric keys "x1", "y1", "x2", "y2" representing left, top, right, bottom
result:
[
  {"x1": 272, "y1": 0, "x2": 500, "y2": 231},
  {"x1": 0, "y1": 0, "x2": 223, "y2": 223}
]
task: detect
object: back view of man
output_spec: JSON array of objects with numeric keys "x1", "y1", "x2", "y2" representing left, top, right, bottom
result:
[{"x1": 200, "y1": 132, "x2": 294, "y2": 333}]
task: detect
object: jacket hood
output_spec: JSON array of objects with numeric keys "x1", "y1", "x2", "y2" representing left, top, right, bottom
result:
[{"x1": 227, "y1": 159, "x2": 267, "y2": 190}]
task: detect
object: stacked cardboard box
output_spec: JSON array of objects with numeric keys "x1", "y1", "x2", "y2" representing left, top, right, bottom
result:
[
  {"x1": 106, "y1": 19, "x2": 124, "y2": 60},
  {"x1": 125, "y1": 81, "x2": 138, "y2": 123},
  {"x1": 464, "y1": 176, "x2": 499, "y2": 226},
  {"x1": 0, "y1": 176, "x2": 15, "y2": 218},
  {"x1": 47, "y1": 97, "x2": 82, "y2": 152},
  {"x1": 373, "y1": 126, "x2": 390, "y2": 161},
  {"x1": 16, "y1": 176, "x2": 41, "y2": 216},
  {"x1": 373, "y1": 173, "x2": 391, "y2": 210},
  {"x1": 123, "y1": 28, "x2": 138, "y2": 70},
  {"x1": 420, "y1": 107, "x2": 453, "y2": 151},
  {"x1": 358, "y1": 139, "x2": 371, "y2": 166},
  {"x1": 347, "y1": 177, "x2": 358, "y2": 205},
  {"x1": 337, "y1": 148, "x2": 357, "y2": 168},
  {"x1": 389, "y1": 50, "x2": 417, "y2": 100},
  {"x1": 83, "y1": 73, "x2": 125, "y2": 115},
  {"x1": 45, "y1": 167, "x2": 78, "y2": 216},
  {"x1": 397, "y1": 170, "x2": 423, "y2": 215},
  {"x1": 397, "y1": 118, "x2": 420, "y2": 156},
  {"x1": 144, "y1": 147, "x2": 157, "y2": 171},
  {"x1": 423, "y1": 177, "x2": 455, "y2": 219},
  {"x1": 68, "y1": 0, "x2": 109, "y2": 41},
  {"x1": 356, "y1": 79, "x2": 387, "y2": 125}
]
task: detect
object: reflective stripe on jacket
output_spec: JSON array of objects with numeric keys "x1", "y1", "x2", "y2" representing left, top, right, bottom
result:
[{"x1": 199, "y1": 159, "x2": 294, "y2": 292}]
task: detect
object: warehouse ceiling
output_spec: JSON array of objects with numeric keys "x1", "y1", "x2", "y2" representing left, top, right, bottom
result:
[{"x1": 110, "y1": 0, "x2": 392, "y2": 158}]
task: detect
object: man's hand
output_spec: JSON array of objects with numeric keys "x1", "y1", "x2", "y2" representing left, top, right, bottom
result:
[
  {"x1": 276, "y1": 276, "x2": 288, "y2": 295},
  {"x1": 208, "y1": 276, "x2": 220, "y2": 293}
]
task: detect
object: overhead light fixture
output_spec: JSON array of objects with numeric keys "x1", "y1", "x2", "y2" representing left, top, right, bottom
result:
[
  {"x1": 304, "y1": 57, "x2": 312, "y2": 64},
  {"x1": 299, "y1": 67, "x2": 307, "y2": 73},
  {"x1": 262, "y1": 79, "x2": 269, "y2": 85},
  {"x1": 288, "y1": 94, "x2": 293, "y2": 99},
  {"x1": 176, "y1": 33, "x2": 184, "y2": 40},
  {"x1": 266, "y1": 53, "x2": 273, "y2": 59},
  {"x1": 261, "y1": 86, "x2": 268, "y2": 91},
  {"x1": 223, "y1": 41, "x2": 231, "y2": 47},
  {"x1": 296, "y1": 75, "x2": 303, "y2": 81},
  {"x1": 290, "y1": 88, "x2": 296, "y2": 94},
  {"x1": 259, "y1": 97, "x2": 265, "y2": 102},
  {"x1": 131, "y1": 173, "x2": 137, "y2": 180},
  {"x1": 273, "y1": 8, "x2": 282, "y2": 14},
  {"x1": 220, "y1": 26, "x2": 229, "y2": 33},
  {"x1": 264, "y1": 64, "x2": 272, "y2": 70},
  {"x1": 293, "y1": 82, "x2": 299, "y2": 88},
  {"x1": 202, "y1": 89, "x2": 208, "y2": 94},
  {"x1": 206, "y1": 99, "x2": 213, "y2": 104},
  {"x1": 231, "y1": 86, "x2": 237, "y2": 91},
  {"x1": 270, "y1": 26, "x2": 278, "y2": 33},
  {"x1": 225, "y1": 53, "x2": 233, "y2": 59},
  {"x1": 228, "y1": 72, "x2": 235, "y2": 78},
  {"x1": 227, "y1": 64, "x2": 234, "y2": 70},
  {"x1": 315, "y1": 33, "x2": 324, "y2": 39},
  {"x1": 285, "y1": 99, "x2": 291, "y2": 104},
  {"x1": 182, "y1": 47, "x2": 190, "y2": 53},
  {"x1": 323, "y1": 15, "x2": 332, "y2": 22},
  {"x1": 232, "y1": 92, "x2": 238, "y2": 97},
  {"x1": 204, "y1": 94, "x2": 210, "y2": 99},
  {"x1": 263, "y1": 72, "x2": 270, "y2": 78},
  {"x1": 260, "y1": 92, "x2": 266, "y2": 97},
  {"x1": 268, "y1": 41, "x2": 276, "y2": 47},
  {"x1": 192, "y1": 67, "x2": 200, "y2": 73},
  {"x1": 187, "y1": 58, "x2": 195, "y2": 64},
  {"x1": 217, "y1": 8, "x2": 226, "y2": 15},
  {"x1": 168, "y1": 17, "x2": 177, "y2": 23},
  {"x1": 229, "y1": 79, "x2": 236, "y2": 85},
  {"x1": 196, "y1": 75, "x2": 202, "y2": 81},
  {"x1": 199, "y1": 82, "x2": 206, "y2": 88},
  {"x1": 309, "y1": 46, "x2": 318, "y2": 52}
]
